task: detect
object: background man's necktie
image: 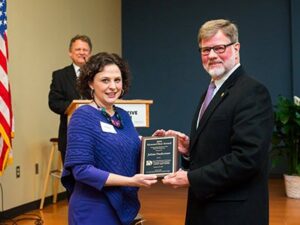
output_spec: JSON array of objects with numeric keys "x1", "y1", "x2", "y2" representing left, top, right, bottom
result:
[{"x1": 76, "y1": 68, "x2": 80, "y2": 77}]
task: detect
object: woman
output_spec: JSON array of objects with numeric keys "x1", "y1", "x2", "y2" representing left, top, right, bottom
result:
[{"x1": 61, "y1": 52, "x2": 157, "y2": 225}]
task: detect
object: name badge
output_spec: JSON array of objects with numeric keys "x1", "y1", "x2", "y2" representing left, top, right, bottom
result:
[{"x1": 100, "y1": 121, "x2": 117, "y2": 134}]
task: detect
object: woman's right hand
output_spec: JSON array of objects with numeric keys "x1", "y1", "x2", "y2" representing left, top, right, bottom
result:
[
  {"x1": 153, "y1": 129, "x2": 190, "y2": 155},
  {"x1": 164, "y1": 130, "x2": 190, "y2": 155},
  {"x1": 152, "y1": 129, "x2": 166, "y2": 137},
  {"x1": 131, "y1": 174, "x2": 158, "y2": 188}
]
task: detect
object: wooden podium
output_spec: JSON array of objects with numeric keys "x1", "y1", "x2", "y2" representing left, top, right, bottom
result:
[{"x1": 65, "y1": 99, "x2": 153, "y2": 127}]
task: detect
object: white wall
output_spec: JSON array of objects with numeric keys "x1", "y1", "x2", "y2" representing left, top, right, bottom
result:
[{"x1": 0, "y1": 0, "x2": 121, "y2": 210}]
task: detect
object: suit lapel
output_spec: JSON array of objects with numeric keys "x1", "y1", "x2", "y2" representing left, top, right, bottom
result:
[
  {"x1": 66, "y1": 65, "x2": 80, "y2": 99},
  {"x1": 190, "y1": 93, "x2": 206, "y2": 139},
  {"x1": 189, "y1": 66, "x2": 244, "y2": 151}
]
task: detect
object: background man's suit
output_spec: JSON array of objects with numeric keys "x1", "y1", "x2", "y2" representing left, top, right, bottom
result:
[
  {"x1": 183, "y1": 66, "x2": 274, "y2": 225},
  {"x1": 48, "y1": 64, "x2": 80, "y2": 163}
]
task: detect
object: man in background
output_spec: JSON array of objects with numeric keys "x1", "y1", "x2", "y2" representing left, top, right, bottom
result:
[{"x1": 48, "y1": 35, "x2": 92, "y2": 163}]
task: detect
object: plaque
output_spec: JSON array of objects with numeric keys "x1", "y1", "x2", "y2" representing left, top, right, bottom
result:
[{"x1": 140, "y1": 136, "x2": 178, "y2": 177}]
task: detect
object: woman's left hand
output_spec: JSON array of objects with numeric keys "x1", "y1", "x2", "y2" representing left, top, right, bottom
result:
[{"x1": 131, "y1": 174, "x2": 158, "y2": 188}]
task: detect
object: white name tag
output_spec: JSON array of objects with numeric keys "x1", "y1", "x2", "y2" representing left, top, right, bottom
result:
[{"x1": 100, "y1": 121, "x2": 117, "y2": 134}]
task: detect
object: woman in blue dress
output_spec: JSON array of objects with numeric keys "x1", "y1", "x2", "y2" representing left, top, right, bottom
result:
[{"x1": 61, "y1": 52, "x2": 157, "y2": 225}]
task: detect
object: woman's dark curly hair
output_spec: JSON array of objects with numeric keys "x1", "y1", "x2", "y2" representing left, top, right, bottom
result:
[{"x1": 78, "y1": 52, "x2": 131, "y2": 99}]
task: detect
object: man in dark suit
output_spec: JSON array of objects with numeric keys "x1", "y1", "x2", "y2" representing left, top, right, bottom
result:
[
  {"x1": 155, "y1": 19, "x2": 273, "y2": 225},
  {"x1": 48, "y1": 35, "x2": 92, "y2": 163}
]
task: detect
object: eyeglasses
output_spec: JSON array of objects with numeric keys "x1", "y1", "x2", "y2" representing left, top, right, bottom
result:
[{"x1": 199, "y1": 42, "x2": 236, "y2": 56}]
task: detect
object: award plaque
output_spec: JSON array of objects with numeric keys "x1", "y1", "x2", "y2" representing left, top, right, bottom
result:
[{"x1": 140, "y1": 136, "x2": 178, "y2": 177}]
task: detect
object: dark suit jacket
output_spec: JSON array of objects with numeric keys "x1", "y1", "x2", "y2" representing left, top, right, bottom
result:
[
  {"x1": 183, "y1": 66, "x2": 273, "y2": 225},
  {"x1": 48, "y1": 65, "x2": 81, "y2": 158}
]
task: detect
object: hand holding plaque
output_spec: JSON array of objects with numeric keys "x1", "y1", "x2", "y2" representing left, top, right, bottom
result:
[{"x1": 140, "y1": 136, "x2": 178, "y2": 177}]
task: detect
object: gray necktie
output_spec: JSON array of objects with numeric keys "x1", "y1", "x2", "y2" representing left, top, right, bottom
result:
[
  {"x1": 200, "y1": 81, "x2": 216, "y2": 119},
  {"x1": 196, "y1": 81, "x2": 216, "y2": 128}
]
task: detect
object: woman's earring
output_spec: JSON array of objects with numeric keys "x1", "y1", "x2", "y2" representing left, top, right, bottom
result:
[
  {"x1": 120, "y1": 89, "x2": 125, "y2": 97},
  {"x1": 90, "y1": 89, "x2": 95, "y2": 98}
]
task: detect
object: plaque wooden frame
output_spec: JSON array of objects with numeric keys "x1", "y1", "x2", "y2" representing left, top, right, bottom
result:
[{"x1": 140, "y1": 136, "x2": 178, "y2": 177}]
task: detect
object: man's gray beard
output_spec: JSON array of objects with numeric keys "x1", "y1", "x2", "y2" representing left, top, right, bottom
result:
[{"x1": 208, "y1": 67, "x2": 225, "y2": 78}]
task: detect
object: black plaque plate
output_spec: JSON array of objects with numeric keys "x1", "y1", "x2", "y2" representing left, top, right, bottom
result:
[{"x1": 140, "y1": 136, "x2": 177, "y2": 177}]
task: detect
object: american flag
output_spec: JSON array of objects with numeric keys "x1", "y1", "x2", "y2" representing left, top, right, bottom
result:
[{"x1": 0, "y1": 0, "x2": 13, "y2": 175}]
